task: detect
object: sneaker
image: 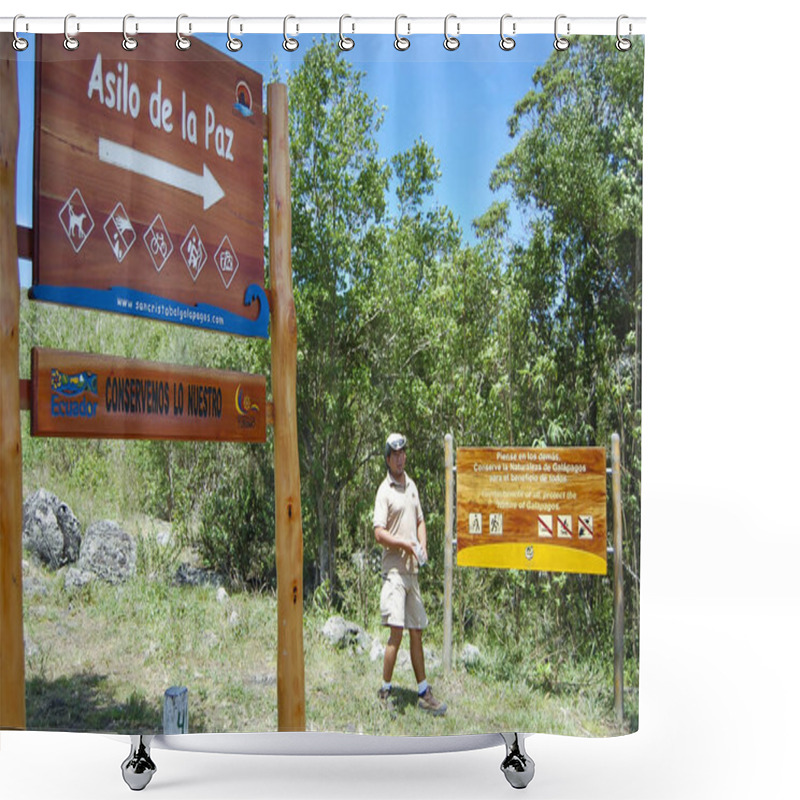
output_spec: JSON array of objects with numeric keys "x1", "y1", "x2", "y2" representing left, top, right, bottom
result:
[{"x1": 417, "y1": 687, "x2": 447, "y2": 716}]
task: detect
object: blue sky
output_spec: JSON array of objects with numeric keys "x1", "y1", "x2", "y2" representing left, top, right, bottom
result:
[{"x1": 16, "y1": 32, "x2": 554, "y2": 284}]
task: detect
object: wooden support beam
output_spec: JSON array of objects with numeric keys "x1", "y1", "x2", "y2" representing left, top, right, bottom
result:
[
  {"x1": 611, "y1": 432, "x2": 624, "y2": 724},
  {"x1": 18, "y1": 379, "x2": 30, "y2": 412},
  {"x1": 0, "y1": 33, "x2": 26, "y2": 730},
  {"x1": 267, "y1": 83, "x2": 305, "y2": 732},
  {"x1": 443, "y1": 434, "x2": 454, "y2": 672},
  {"x1": 16, "y1": 225, "x2": 33, "y2": 261}
]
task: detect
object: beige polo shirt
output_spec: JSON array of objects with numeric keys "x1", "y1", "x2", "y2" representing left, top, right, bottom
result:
[{"x1": 373, "y1": 471, "x2": 424, "y2": 575}]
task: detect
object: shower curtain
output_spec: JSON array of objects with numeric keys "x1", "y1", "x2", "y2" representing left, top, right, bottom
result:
[{"x1": 9, "y1": 26, "x2": 643, "y2": 739}]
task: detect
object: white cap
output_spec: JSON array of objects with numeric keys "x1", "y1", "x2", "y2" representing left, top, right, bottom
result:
[{"x1": 385, "y1": 433, "x2": 407, "y2": 458}]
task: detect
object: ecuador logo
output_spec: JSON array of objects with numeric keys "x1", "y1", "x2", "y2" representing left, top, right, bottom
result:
[{"x1": 50, "y1": 368, "x2": 99, "y2": 420}]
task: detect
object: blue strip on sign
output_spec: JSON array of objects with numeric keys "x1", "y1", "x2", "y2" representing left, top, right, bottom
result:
[{"x1": 29, "y1": 283, "x2": 270, "y2": 340}]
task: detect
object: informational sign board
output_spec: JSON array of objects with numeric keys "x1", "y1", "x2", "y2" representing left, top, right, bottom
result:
[
  {"x1": 456, "y1": 447, "x2": 607, "y2": 574},
  {"x1": 32, "y1": 34, "x2": 268, "y2": 337},
  {"x1": 31, "y1": 347, "x2": 271, "y2": 442}
]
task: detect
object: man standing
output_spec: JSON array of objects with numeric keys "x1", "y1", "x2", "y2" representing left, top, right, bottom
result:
[{"x1": 373, "y1": 433, "x2": 447, "y2": 716}]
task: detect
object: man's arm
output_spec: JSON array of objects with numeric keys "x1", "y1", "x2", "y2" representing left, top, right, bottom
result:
[{"x1": 374, "y1": 525, "x2": 416, "y2": 558}]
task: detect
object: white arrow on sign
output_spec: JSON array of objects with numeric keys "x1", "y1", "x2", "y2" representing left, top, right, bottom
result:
[{"x1": 98, "y1": 138, "x2": 225, "y2": 211}]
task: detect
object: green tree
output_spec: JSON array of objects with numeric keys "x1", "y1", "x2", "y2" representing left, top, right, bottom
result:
[{"x1": 485, "y1": 36, "x2": 644, "y2": 662}]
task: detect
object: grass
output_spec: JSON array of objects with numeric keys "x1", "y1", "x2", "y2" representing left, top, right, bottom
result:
[
  {"x1": 22, "y1": 523, "x2": 633, "y2": 737},
  {"x1": 21, "y1": 460, "x2": 634, "y2": 736}
]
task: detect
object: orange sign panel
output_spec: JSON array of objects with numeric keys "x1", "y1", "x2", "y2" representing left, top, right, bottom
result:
[
  {"x1": 457, "y1": 447, "x2": 607, "y2": 574},
  {"x1": 32, "y1": 34, "x2": 268, "y2": 337},
  {"x1": 31, "y1": 348, "x2": 271, "y2": 442}
]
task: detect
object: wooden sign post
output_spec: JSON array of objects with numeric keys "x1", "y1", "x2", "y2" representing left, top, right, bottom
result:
[
  {"x1": 0, "y1": 32, "x2": 26, "y2": 730},
  {"x1": 267, "y1": 83, "x2": 305, "y2": 732},
  {"x1": 611, "y1": 433, "x2": 624, "y2": 723}
]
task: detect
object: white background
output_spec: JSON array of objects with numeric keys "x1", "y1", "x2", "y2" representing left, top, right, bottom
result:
[{"x1": 3, "y1": 1, "x2": 799, "y2": 798}]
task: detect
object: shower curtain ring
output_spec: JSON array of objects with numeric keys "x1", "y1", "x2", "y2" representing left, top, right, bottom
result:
[
  {"x1": 616, "y1": 15, "x2": 632, "y2": 51},
  {"x1": 227, "y1": 15, "x2": 243, "y2": 51},
  {"x1": 64, "y1": 14, "x2": 79, "y2": 50},
  {"x1": 554, "y1": 14, "x2": 570, "y2": 51},
  {"x1": 122, "y1": 15, "x2": 138, "y2": 51},
  {"x1": 12, "y1": 15, "x2": 29, "y2": 51},
  {"x1": 176, "y1": 14, "x2": 191, "y2": 50},
  {"x1": 283, "y1": 15, "x2": 299, "y2": 51},
  {"x1": 394, "y1": 15, "x2": 410, "y2": 51},
  {"x1": 499, "y1": 14, "x2": 516, "y2": 51},
  {"x1": 444, "y1": 14, "x2": 460, "y2": 51},
  {"x1": 339, "y1": 15, "x2": 355, "y2": 51}
]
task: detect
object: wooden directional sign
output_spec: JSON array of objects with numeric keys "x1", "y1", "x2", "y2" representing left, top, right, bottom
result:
[
  {"x1": 31, "y1": 347, "x2": 272, "y2": 442},
  {"x1": 456, "y1": 447, "x2": 607, "y2": 574},
  {"x1": 32, "y1": 34, "x2": 268, "y2": 337}
]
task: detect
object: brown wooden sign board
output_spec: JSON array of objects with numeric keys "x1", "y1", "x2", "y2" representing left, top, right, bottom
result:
[
  {"x1": 32, "y1": 34, "x2": 268, "y2": 338},
  {"x1": 456, "y1": 447, "x2": 607, "y2": 575},
  {"x1": 31, "y1": 347, "x2": 272, "y2": 442}
]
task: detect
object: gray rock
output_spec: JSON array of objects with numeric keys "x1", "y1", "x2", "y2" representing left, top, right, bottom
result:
[
  {"x1": 424, "y1": 647, "x2": 441, "y2": 671},
  {"x1": 156, "y1": 528, "x2": 172, "y2": 547},
  {"x1": 369, "y1": 638, "x2": 385, "y2": 662},
  {"x1": 78, "y1": 520, "x2": 136, "y2": 584},
  {"x1": 63, "y1": 567, "x2": 96, "y2": 591},
  {"x1": 22, "y1": 575, "x2": 49, "y2": 597},
  {"x1": 216, "y1": 586, "x2": 229, "y2": 604},
  {"x1": 22, "y1": 489, "x2": 81, "y2": 569},
  {"x1": 461, "y1": 643, "x2": 482, "y2": 667},
  {"x1": 321, "y1": 616, "x2": 372, "y2": 653},
  {"x1": 173, "y1": 562, "x2": 223, "y2": 588}
]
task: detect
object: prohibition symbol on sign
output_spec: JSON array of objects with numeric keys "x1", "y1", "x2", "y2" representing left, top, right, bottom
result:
[
  {"x1": 578, "y1": 515, "x2": 594, "y2": 539},
  {"x1": 181, "y1": 225, "x2": 208, "y2": 282},
  {"x1": 103, "y1": 202, "x2": 136, "y2": 263},
  {"x1": 59, "y1": 188, "x2": 94, "y2": 253},
  {"x1": 537, "y1": 515, "x2": 553, "y2": 538},
  {"x1": 557, "y1": 514, "x2": 573, "y2": 538},
  {"x1": 144, "y1": 214, "x2": 174, "y2": 273}
]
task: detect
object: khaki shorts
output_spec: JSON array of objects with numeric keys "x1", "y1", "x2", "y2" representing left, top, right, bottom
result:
[{"x1": 380, "y1": 571, "x2": 428, "y2": 629}]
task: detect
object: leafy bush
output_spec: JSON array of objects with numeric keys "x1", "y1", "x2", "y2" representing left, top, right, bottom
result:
[{"x1": 194, "y1": 446, "x2": 275, "y2": 589}]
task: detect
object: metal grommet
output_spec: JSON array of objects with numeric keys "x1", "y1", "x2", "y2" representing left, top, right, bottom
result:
[
  {"x1": 227, "y1": 15, "x2": 243, "y2": 51},
  {"x1": 616, "y1": 15, "x2": 632, "y2": 51},
  {"x1": 283, "y1": 15, "x2": 299, "y2": 52},
  {"x1": 122, "y1": 15, "x2": 138, "y2": 51},
  {"x1": 176, "y1": 14, "x2": 191, "y2": 50},
  {"x1": 554, "y1": 14, "x2": 570, "y2": 51},
  {"x1": 12, "y1": 15, "x2": 29, "y2": 51},
  {"x1": 339, "y1": 14, "x2": 355, "y2": 51},
  {"x1": 63, "y1": 14, "x2": 79, "y2": 51},
  {"x1": 394, "y1": 14, "x2": 410, "y2": 51},
  {"x1": 444, "y1": 14, "x2": 460, "y2": 51},
  {"x1": 499, "y1": 14, "x2": 515, "y2": 51}
]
